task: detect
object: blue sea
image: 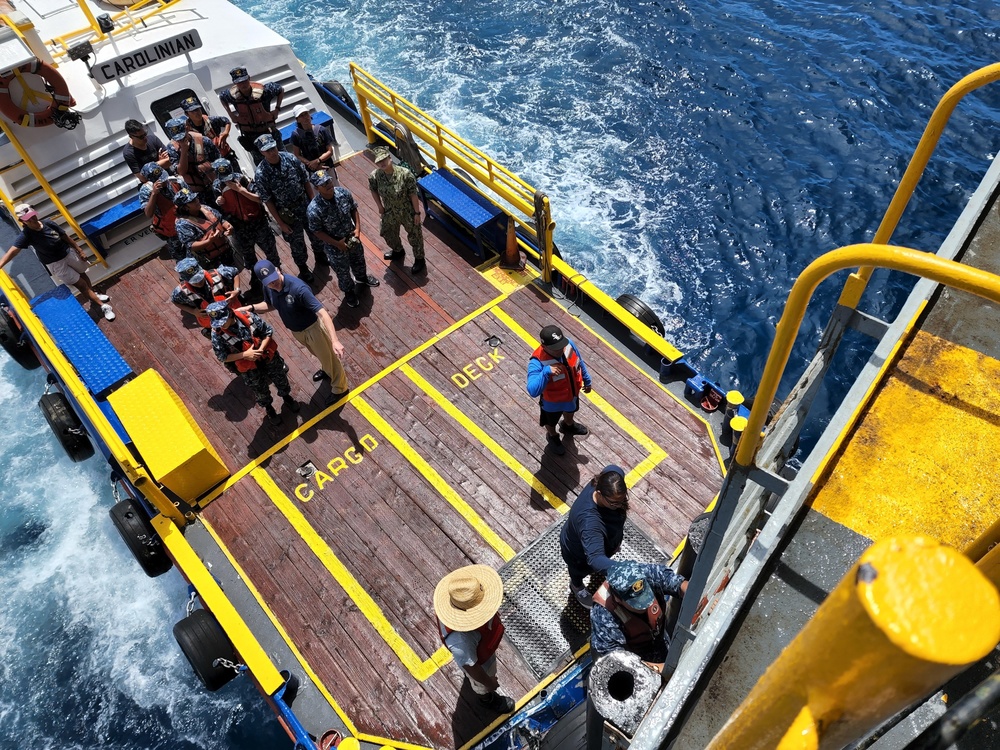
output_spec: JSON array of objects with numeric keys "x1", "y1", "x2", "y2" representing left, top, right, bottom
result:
[{"x1": 2, "y1": 1, "x2": 997, "y2": 747}]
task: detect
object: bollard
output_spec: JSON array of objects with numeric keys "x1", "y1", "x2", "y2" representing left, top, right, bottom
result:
[
  {"x1": 725, "y1": 390, "x2": 745, "y2": 423},
  {"x1": 705, "y1": 536, "x2": 1000, "y2": 750},
  {"x1": 589, "y1": 650, "x2": 661, "y2": 736}
]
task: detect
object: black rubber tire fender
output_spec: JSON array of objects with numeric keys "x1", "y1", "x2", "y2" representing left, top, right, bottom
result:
[
  {"x1": 615, "y1": 293, "x2": 665, "y2": 337},
  {"x1": 38, "y1": 391, "x2": 93, "y2": 462},
  {"x1": 173, "y1": 609, "x2": 239, "y2": 692},
  {"x1": 0, "y1": 306, "x2": 39, "y2": 369},
  {"x1": 109, "y1": 498, "x2": 172, "y2": 577}
]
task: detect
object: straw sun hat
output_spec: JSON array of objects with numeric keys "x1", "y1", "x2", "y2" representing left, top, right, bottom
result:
[{"x1": 433, "y1": 565, "x2": 504, "y2": 631}]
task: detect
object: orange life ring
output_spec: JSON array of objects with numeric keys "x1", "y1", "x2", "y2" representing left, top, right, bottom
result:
[{"x1": 0, "y1": 60, "x2": 76, "y2": 127}]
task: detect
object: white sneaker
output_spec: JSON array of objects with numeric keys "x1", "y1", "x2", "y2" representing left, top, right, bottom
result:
[
  {"x1": 101, "y1": 303, "x2": 116, "y2": 321},
  {"x1": 570, "y1": 582, "x2": 593, "y2": 609},
  {"x1": 96, "y1": 293, "x2": 110, "y2": 303}
]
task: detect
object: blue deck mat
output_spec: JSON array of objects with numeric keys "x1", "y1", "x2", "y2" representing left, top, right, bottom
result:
[
  {"x1": 418, "y1": 170, "x2": 501, "y2": 229},
  {"x1": 80, "y1": 195, "x2": 143, "y2": 238},
  {"x1": 32, "y1": 286, "x2": 133, "y2": 398}
]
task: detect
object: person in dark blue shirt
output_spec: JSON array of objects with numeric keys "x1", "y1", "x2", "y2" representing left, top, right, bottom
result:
[
  {"x1": 242, "y1": 260, "x2": 349, "y2": 406},
  {"x1": 560, "y1": 465, "x2": 629, "y2": 608}
]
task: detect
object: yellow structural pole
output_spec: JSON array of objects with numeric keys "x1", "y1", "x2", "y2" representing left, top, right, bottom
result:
[
  {"x1": 838, "y1": 62, "x2": 1000, "y2": 309},
  {"x1": 736, "y1": 244, "x2": 1000, "y2": 468},
  {"x1": 705, "y1": 536, "x2": 1000, "y2": 750},
  {"x1": 776, "y1": 707, "x2": 818, "y2": 750},
  {"x1": 965, "y1": 516, "x2": 1000, "y2": 563}
]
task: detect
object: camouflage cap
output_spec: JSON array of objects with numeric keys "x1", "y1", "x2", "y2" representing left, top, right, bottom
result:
[
  {"x1": 212, "y1": 158, "x2": 238, "y2": 181},
  {"x1": 230, "y1": 66, "x2": 250, "y2": 83},
  {"x1": 165, "y1": 117, "x2": 189, "y2": 141},
  {"x1": 309, "y1": 169, "x2": 335, "y2": 187},
  {"x1": 140, "y1": 162, "x2": 165, "y2": 183},
  {"x1": 175, "y1": 257, "x2": 202, "y2": 280},
  {"x1": 206, "y1": 300, "x2": 232, "y2": 327},
  {"x1": 180, "y1": 96, "x2": 203, "y2": 112},
  {"x1": 372, "y1": 146, "x2": 392, "y2": 163},
  {"x1": 172, "y1": 187, "x2": 200, "y2": 206},
  {"x1": 606, "y1": 561, "x2": 655, "y2": 610},
  {"x1": 255, "y1": 133, "x2": 277, "y2": 152}
]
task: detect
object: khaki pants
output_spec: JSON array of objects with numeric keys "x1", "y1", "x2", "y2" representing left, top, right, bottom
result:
[{"x1": 292, "y1": 319, "x2": 347, "y2": 393}]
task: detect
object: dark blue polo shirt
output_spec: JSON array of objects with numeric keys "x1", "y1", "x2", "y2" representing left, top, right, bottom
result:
[{"x1": 262, "y1": 273, "x2": 322, "y2": 332}]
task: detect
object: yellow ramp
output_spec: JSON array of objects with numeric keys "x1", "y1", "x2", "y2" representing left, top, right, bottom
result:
[
  {"x1": 108, "y1": 369, "x2": 229, "y2": 501},
  {"x1": 813, "y1": 330, "x2": 1000, "y2": 551}
]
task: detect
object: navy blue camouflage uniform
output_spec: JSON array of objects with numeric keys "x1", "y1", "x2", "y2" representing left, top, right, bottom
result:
[
  {"x1": 590, "y1": 561, "x2": 686, "y2": 662},
  {"x1": 254, "y1": 152, "x2": 323, "y2": 269},
  {"x1": 138, "y1": 176, "x2": 185, "y2": 260},
  {"x1": 211, "y1": 310, "x2": 291, "y2": 406},
  {"x1": 213, "y1": 174, "x2": 280, "y2": 269},
  {"x1": 306, "y1": 187, "x2": 369, "y2": 297},
  {"x1": 175, "y1": 205, "x2": 234, "y2": 268}
]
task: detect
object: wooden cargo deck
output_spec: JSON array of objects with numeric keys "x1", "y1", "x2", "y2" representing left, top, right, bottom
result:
[{"x1": 100, "y1": 152, "x2": 723, "y2": 748}]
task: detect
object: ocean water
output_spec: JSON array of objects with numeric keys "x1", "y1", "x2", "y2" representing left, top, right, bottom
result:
[{"x1": 1, "y1": 0, "x2": 998, "y2": 747}]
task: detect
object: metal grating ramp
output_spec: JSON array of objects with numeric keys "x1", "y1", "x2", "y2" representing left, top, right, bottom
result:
[{"x1": 498, "y1": 518, "x2": 669, "y2": 681}]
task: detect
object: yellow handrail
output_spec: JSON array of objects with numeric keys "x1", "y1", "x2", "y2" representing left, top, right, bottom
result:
[
  {"x1": 47, "y1": 0, "x2": 186, "y2": 60},
  {"x1": 0, "y1": 272, "x2": 188, "y2": 527},
  {"x1": 838, "y1": 62, "x2": 1000, "y2": 309},
  {"x1": 736, "y1": 243, "x2": 1000, "y2": 467},
  {"x1": 0, "y1": 117, "x2": 106, "y2": 266}
]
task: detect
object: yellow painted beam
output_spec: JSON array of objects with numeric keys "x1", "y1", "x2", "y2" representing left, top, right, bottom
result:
[
  {"x1": 352, "y1": 394, "x2": 516, "y2": 559},
  {"x1": 250, "y1": 467, "x2": 452, "y2": 681},
  {"x1": 776, "y1": 706, "x2": 818, "y2": 750},
  {"x1": 151, "y1": 514, "x2": 284, "y2": 695},
  {"x1": 705, "y1": 536, "x2": 1000, "y2": 750}
]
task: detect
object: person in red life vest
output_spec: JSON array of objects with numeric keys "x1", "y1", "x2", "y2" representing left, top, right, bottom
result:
[
  {"x1": 206, "y1": 300, "x2": 298, "y2": 426},
  {"x1": 138, "y1": 163, "x2": 186, "y2": 260},
  {"x1": 181, "y1": 96, "x2": 233, "y2": 159},
  {"x1": 219, "y1": 66, "x2": 284, "y2": 166},
  {"x1": 0, "y1": 205, "x2": 115, "y2": 321},
  {"x1": 590, "y1": 560, "x2": 688, "y2": 675},
  {"x1": 170, "y1": 258, "x2": 241, "y2": 338},
  {"x1": 526, "y1": 324, "x2": 592, "y2": 456},
  {"x1": 433, "y1": 565, "x2": 516, "y2": 714},
  {"x1": 212, "y1": 158, "x2": 279, "y2": 300},
  {"x1": 173, "y1": 188, "x2": 235, "y2": 269},
  {"x1": 164, "y1": 117, "x2": 220, "y2": 201}
]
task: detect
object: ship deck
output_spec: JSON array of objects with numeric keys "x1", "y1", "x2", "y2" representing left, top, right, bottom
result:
[{"x1": 100, "y1": 151, "x2": 723, "y2": 748}]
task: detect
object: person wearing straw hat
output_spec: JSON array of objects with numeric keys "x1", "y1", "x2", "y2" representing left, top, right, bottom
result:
[{"x1": 434, "y1": 565, "x2": 515, "y2": 714}]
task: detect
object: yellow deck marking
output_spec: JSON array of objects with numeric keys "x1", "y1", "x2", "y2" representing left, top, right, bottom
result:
[
  {"x1": 812, "y1": 329, "x2": 1000, "y2": 550},
  {"x1": 479, "y1": 259, "x2": 540, "y2": 293},
  {"x1": 491, "y1": 307, "x2": 669, "y2": 487},
  {"x1": 352, "y1": 396, "x2": 516, "y2": 560},
  {"x1": 199, "y1": 516, "x2": 360, "y2": 736},
  {"x1": 402, "y1": 364, "x2": 568, "y2": 513},
  {"x1": 203, "y1": 290, "x2": 514, "y2": 505},
  {"x1": 251, "y1": 467, "x2": 452, "y2": 681}
]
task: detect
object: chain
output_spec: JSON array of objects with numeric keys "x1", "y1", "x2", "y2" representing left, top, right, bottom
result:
[
  {"x1": 186, "y1": 590, "x2": 198, "y2": 616},
  {"x1": 110, "y1": 476, "x2": 121, "y2": 503},
  {"x1": 213, "y1": 657, "x2": 245, "y2": 674}
]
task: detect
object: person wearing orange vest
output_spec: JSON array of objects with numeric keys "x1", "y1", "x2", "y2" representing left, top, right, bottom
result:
[
  {"x1": 219, "y1": 66, "x2": 284, "y2": 165},
  {"x1": 173, "y1": 188, "x2": 235, "y2": 268},
  {"x1": 433, "y1": 565, "x2": 515, "y2": 715},
  {"x1": 207, "y1": 300, "x2": 298, "y2": 426},
  {"x1": 526, "y1": 324, "x2": 593, "y2": 456},
  {"x1": 138, "y1": 163, "x2": 185, "y2": 260},
  {"x1": 170, "y1": 258, "x2": 241, "y2": 337},
  {"x1": 591, "y1": 561, "x2": 687, "y2": 675},
  {"x1": 165, "y1": 117, "x2": 220, "y2": 200}
]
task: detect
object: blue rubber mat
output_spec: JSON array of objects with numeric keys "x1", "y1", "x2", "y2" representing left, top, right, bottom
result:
[{"x1": 32, "y1": 286, "x2": 133, "y2": 398}]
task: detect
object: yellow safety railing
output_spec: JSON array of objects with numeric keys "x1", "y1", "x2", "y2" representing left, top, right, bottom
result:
[
  {"x1": 47, "y1": 0, "x2": 186, "y2": 60},
  {"x1": 0, "y1": 272, "x2": 188, "y2": 527},
  {"x1": 838, "y1": 62, "x2": 1000, "y2": 310},
  {"x1": 349, "y1": 65, "x2": 682, "y2": 365},
  {"x1": 735, "y1": 244, "x2": 1000, "y2": 467},
  {"x1": 706, "y1": 536, "x2": 1000, "y2": 750},
  {"x1": 0, "y1": 117, "x2": 106, "y2": 266}
]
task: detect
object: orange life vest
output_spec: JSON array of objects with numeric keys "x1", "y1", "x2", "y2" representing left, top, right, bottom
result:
[
  {"x1": 593, "y1": 582, "x2": 664, "y2": 650},
  {"x1": 182, "y1": 269, "x2": 236, "y2": 328},
  {"x1": 531, "y1": 343, "x2": 584, "y2": 403},
  {"x1": 439, "y1": 614, "x2": 505, "y2": 667},
  {"x1": 181, "y1": 133, "x2": 214, "y2": 191},
  {"x1": 151, "y1": 187, "x2": 179, "y2": 238},
  {"x1": 227, "y1": 83, "x2": 272, "y2": 132},
  {"x1": 218, "y1": 184, "x2": 263, "y2": 223},
  {"x1": 190, "y1": 115, "x2": 231, "y2": 157},
  {"x1": 223, "y1": 310, "x2": 278, "y2": 372},
  {"x1": 183, "y1": 211, "x2": 229, "y2": 260}
]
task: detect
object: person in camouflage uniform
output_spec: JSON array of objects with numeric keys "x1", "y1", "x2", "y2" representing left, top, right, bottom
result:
[
  {"x1": 368, "y1": 146, "x2": 425, "y2": 274},
  {"x1": 253, "y1": 133, "x2": 326, "y2": 283},
  {"x1": 212, "y1": 158, "x2": 279, "y2": 269},
  {"x1": 590, "y1": 560, "x2": 687, "y2": 673},
  {"x1": 137, "y1": 163, "x2": 185, "y2": 260},
  {"x1": 306, "y1": 169, "x2": 379, "y2": 308},
  {"x1": 206, "y1": 300, "x2": 298, "y2": 426},
  {"x1": 173, "y1": 187, "x2": 235, "y2": 268}
]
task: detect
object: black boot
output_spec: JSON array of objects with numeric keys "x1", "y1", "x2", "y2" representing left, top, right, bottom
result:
[
  {"x1": 264, "y1": 403, "x2": 282, "y2": 426},
  {"x1": 296, "y1": 264, "x2": 314, "y2": 284},
  {"x1": 479, "y1": 692, "x2": 515, "y2": 713},
  {"x1": 282, "y1": 394, "x2": 300, "y2": 412}
]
